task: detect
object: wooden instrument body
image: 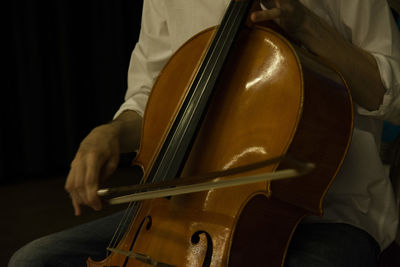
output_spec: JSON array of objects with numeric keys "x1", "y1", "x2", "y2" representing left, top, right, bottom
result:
[{"x1": 88, "y1": 25, "x2": 353, "y2": 267}]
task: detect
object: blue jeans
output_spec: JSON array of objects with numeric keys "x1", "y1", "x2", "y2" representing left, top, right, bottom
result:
[
  {"x1": 8, "y1": 211, "x2": 127, "y2": 267},
  {"x1": 285, "y1": 223, "x2": 379, "y2": 267},
  {"x1": 9, "y1": 212, "x2": 379, "y2": 267}
]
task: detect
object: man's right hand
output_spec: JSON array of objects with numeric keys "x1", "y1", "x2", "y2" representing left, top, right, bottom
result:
[
  {"x1": 65, "y1": 124, "x2": 121, "y2": 216},
  {"x1": 65, "y1": 110, "x2": 142, "y2": 216}
]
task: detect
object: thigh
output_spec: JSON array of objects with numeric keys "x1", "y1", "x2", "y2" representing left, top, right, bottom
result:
[
  {"x1": 8, "y1": 210, "x2": 129, "y2": 267},
  {"x1": 285, "y1": 223, "x2": 380, "y2": 267}
]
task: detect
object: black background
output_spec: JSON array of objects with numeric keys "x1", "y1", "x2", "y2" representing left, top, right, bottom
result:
[{"x1": 3, "y1": 0, "x2": 143, "y2": 184}]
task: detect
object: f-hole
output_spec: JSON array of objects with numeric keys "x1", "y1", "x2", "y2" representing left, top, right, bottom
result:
[
  {"x1": 191, "y1": 231, "x2": 213, "y2": 267},
  {"x1": 122, "y1": 216, "x2": 152, "y2": 267}
]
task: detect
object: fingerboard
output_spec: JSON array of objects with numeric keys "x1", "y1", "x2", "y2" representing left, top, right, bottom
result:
[{"x1": 148, "y1": 0, "x2": 252, "y2": 183}]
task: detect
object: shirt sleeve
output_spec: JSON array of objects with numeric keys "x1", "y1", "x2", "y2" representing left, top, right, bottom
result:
[
  {"x1": 114, "y1": 0, "x2": 172, "y2": 118},
  {"x1": 338, "y1": 0, "x2": 400, "y2": 125}
]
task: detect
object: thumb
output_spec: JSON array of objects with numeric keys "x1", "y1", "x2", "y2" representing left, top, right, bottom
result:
[
  {"x1": 101, "y1": 154, "x2": 120, "y2": 182},
  {"x1": 251, "y1": 8, "x2": 281, "y2": 23}
]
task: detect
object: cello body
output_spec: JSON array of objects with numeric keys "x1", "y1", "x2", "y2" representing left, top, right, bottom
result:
[{"x1": 88, "y1": 10, "x2": 353, "y2": 267}]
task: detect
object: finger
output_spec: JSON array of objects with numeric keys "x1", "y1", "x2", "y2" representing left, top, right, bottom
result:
[
  {"x1": 84, "y1": 168, "x2": 102, "y2": 211},
  {"x1": 274, "y1": 0, "x2": 281, "y2": 9},
  {"x1": 86, "y1": 186, "x2": 102, "y2": 211},
  {"x1": 65, "y1": 166, "x2": 81, "y2": 215},
  {"x1": 67, "y1": 159, "x2": 92, "y2": 209},
  {"x1": 260, "y1": 0, "x2": 277, "y2": 9},
  {"x1": 65, "y1": 160, "x2": 77, "y2": 193},
  {"x1": 85, "y1": 154, "x2": 119, "y2": 211},
  {"x1": 70, "y1": 192, "x2": 83, "y2": 216},
  {"x1": 84, "y1": 156, "x2": 104, "y2": 210},
  {"x1": 73, "y1": 162, "x2": 91, "y2": 205},
  {"x1": 250, "y1": 8, "x2": 281, "y2": 23}
]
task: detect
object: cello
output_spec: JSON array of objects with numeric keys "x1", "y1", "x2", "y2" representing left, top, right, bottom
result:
[{"x1": 88, "y1": 0, "x2": 353, "y2": 266}]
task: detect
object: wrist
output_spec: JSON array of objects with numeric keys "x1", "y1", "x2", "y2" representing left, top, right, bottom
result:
[{"x1": 110, "y1": 110, "x2": 142, "y2": 153}]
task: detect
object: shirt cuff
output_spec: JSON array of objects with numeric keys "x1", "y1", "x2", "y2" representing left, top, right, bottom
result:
[
  {"x1": 113, "y1": 94, "x2": 148, "y2": 119},
  {"x1": 356, "y1": 53, "x2": 400, "y2": 125}
]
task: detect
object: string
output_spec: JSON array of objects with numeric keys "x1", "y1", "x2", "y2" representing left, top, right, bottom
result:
[
  {"x1": 147, "y1": 0, "x2": 243, "y2": 184},
  {"x1": 106, "y1": 202, "x2": 137, "y2": 254},
  {"x1": 103, "y1": 174, "x2": 145, "y2": 264},
  {"x1": 102, "y1": 0, "x2": 247, "y2": 264}
]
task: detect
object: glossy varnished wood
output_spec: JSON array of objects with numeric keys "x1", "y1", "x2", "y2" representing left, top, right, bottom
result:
[{"x1": 88, "y1": 24, "x2": 352, "y2": 267}]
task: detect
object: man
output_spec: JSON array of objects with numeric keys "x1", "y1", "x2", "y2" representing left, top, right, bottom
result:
[{"x1": 9, "y1": 0, "x2": 400, "y2": 266}]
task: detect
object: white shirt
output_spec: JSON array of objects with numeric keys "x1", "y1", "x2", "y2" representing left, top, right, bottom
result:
[{"x1": 115, "y1": 0, "x2": 400, "y2": 250}]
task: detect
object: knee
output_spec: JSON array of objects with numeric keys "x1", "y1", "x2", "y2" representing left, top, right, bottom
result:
[{"x1": 8, "y1": 237, "x2": 55, "y2": 267}]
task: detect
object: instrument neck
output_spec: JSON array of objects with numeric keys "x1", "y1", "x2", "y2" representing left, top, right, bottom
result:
[{"x1": 147, "y1": 0, "x2": 253, "y2": 183}]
